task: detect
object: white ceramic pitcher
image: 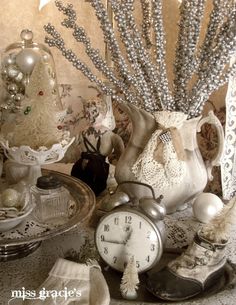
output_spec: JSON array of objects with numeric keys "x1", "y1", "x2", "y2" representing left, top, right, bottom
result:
[{"x1": 115, "y1": 104, "x2": 224, "y2": 213}]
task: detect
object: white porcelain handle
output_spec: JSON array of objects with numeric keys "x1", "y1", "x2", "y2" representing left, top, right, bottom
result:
[{"x1": 197, "y1": 111, "x2": 224, "y2": 181}]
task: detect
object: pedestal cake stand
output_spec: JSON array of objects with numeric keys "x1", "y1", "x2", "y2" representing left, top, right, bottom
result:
[{"x1": 0, "y1": 170, "x2": 95, "y2": 261}]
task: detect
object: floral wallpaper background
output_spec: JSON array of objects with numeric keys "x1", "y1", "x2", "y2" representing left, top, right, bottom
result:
[{"x1": 59, "y1": 83, "x2": 225, "y2": 196}]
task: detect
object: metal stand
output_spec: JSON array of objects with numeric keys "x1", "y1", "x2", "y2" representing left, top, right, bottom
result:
[{"x1": 0, "y1": 241, "x2": 41, "y2": 262}]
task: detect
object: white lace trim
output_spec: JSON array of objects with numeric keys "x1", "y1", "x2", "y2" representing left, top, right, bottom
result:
[
  {"x1": 221, "y1": 58, "x2": 236, "y2": 200},
  {"x1": 153, "y1": 111, "x2": 187, "y2": 128},
  {"x1": 131, "y1": 111, "x2": 187, "y2": 191}
]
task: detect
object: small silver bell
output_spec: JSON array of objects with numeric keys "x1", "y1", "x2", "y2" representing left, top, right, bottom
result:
[
  {"x1": 99, "y1": 191, "x2": 130, "y2": 212},
  {"x1": 139, "y1": 195, "x2": 166, "y2": 220}
]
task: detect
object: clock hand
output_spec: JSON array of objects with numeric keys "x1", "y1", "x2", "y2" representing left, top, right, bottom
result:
[
  {"x1": 124, "y1": 229, "x2": 133, "y2": 245},
  {"x1": 102, "y1": 239, "x2": 126, "y2": 245}
]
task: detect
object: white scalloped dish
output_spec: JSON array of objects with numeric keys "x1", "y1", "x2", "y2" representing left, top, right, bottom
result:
[
  {"x1": 0, "y1": 200, "x2": 34, "y2": 232},
  {"x1": 0, "y1": 186, "x2": 35, "y2": 232}
]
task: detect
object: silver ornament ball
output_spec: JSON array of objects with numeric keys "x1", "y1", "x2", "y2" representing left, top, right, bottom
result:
[
  {"x1": 7, "y1": 83, "x2": 18, "y2": 94},
  {"x1": 9, "y1": 94, "x2": 16, "y2": 101},
  {"x1": 2, "y1": 53, "x2": 16, "y2": 66},
  {"x1": 7, "y1": 65, "x2": 20, "y2": 78},
  {"x1": 1, "y1": 68, "x2": 8, "y2": 78},
  {"x1": 1, "y1": 188, "x2": 20, "y2": 207},
  {"x1": 14, "y1": 93, "x2": 24, "y2": 103},
  {"x1": 15, "y1": 49, "x2": 40, "y2": 74}
]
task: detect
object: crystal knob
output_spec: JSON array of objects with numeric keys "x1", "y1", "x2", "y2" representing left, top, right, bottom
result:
[{"x1": 20, "y1": 29, "x2": 33, "y2": 43}]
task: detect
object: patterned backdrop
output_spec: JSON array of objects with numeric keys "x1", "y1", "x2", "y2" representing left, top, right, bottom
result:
[{"x1": 59, "y1": 83, "x2": 225, "y2": 197}]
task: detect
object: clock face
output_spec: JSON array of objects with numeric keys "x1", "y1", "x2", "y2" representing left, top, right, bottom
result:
[{"x1": 95, "y1": 209, "x2": 162, "y2": 273}]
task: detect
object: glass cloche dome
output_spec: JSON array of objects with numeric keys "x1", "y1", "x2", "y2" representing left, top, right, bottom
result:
[{"x1": 0, "y1": 29, "x2": 61, "y2": 115}]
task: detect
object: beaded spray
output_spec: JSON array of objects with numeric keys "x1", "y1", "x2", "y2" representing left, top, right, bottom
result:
[{"x1": 44, "y1": 0, "x2": 236, "y2": 119}]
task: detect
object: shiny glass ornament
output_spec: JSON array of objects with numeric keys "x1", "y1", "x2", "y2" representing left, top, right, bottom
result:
[
  {"x1": 192, "y1": 192, "x2": 224, "y2": 223},
  {"x1": 1, "y1": 29, "x2": 61, "y2": 114}
]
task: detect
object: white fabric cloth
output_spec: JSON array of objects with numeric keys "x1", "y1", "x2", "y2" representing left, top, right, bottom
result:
[{"x1": 23, "y1": 258, "x2": 110, "y2": 305}]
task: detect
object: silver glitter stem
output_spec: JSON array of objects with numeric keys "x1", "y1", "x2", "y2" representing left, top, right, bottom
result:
[
  {"x1": 173, "y1": 0, "x2": 206, "y2": 113},
  {"x1": 43, "y1": 0, "x2": 236, "y2": 119}
]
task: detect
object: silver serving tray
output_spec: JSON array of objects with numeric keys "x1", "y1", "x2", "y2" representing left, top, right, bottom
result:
[{"x1": 0, "y1": 170, "x2": 95, "y2": 247}]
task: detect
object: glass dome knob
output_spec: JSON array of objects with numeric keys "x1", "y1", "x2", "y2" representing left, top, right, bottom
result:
[{"x1": 20, "y1": 29, "x2": 34, "y2": 43}]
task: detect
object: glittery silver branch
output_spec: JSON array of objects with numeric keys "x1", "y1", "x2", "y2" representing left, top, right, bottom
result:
[
  {"x1": 88, "y1": 0, "x2": 152, "y2": 106},
  {"x1": 109, "y1": 0, "x2": 158, "y2": 112},
  {"x1": 152, "y1": 0, "x2": 175, "y2": 110},
  {"x1": 87, "y1": 0, "x2": 156, "y2": 109},
  {"x1": 173, "y1": 0, "x2": 206, "y2": 113},
  {"x1": 198, "y1": 0, "x2": 234, "y2": 69},
  {"x1": 140, "y1": 0, "x2": 152, "y2": 49},
  {"x1": 54, "y1": 1, "x2": 139, "y2": 106},
  {"x1": 220, "y1": 62, "x2": 236, "y2": 87},
  {"x1": 44, "y1": 0, "x2": 236, "y2": 119},
  {"x1": 44, "y1": 23, "x2": 125, "y2": 104},
  {"x1": 187, "y1": 5, "x2": 236, "y2": 117},
  {"x1": 112, "y1": 0, "x2": 173, "y2": 111}
]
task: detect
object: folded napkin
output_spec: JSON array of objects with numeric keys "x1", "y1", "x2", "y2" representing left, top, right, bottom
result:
[{"x1": 23, "y1": 258, "x2": 110, "y2": 305}]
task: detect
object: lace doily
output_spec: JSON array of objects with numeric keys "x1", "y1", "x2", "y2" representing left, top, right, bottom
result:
[
  {"x1": 153, "y1": 111, "x2": 187, "y2": 129},
  {"x1": 132, "y1": 111, "x2": 187, "y2": 191}
]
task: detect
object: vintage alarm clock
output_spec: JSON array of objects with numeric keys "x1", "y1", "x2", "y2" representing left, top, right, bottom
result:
[{"x1": 95, "y1": 181, "x2": 166, "y2": 273}]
